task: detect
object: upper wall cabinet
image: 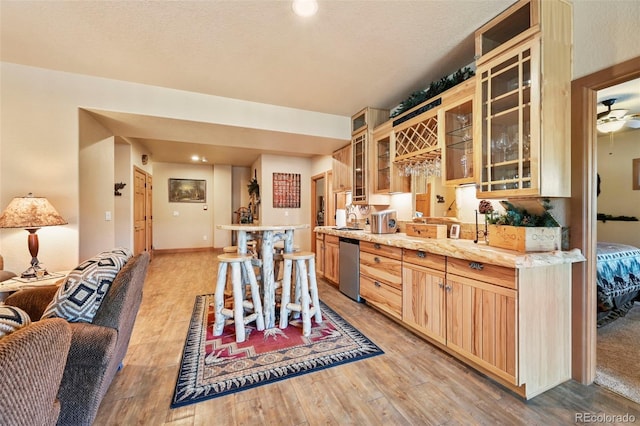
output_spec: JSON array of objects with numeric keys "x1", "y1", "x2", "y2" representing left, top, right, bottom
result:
[
  {"x1": 474, "y1": 0, "x2": 572, "y2": 198},
  {"x1": 332, "y1": 143, "x2": 352, "y2": 192},
  {"x1": 372, "y1": 121, "x2": 410, "y2": 195},
  {"x1": 351, "y1": 107, "x2": 390, "y2": 205}
]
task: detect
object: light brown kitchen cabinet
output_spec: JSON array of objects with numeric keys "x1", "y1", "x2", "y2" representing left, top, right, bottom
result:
[
  {"x1": 314, "y1": 233, "x2": 325, "y2": 277},
  {"x1": 402, "y1": 250, "x2": 447, "y2": 344},
  {"x1": 372, "y1": 121, "x2": 410, "y2": 194},
  {"x1": 350, "y1": 107, "x2": 390, "y2": 205},
  {"x1": 446, "y1": 261, "x2": 518, "y2": 385},
  {"x1": 332, "y1": 144, "x2": 352, "y2": 192},
  {"x1": 440, "y1": 96, "x2": 475, "y2": 186},
  {"x1": 323, "y1": 235, "x2": 340, "y2": 286},
  {"x1": 359, "y1": 241, "x2": 403, "y2": 319},
  {"x1": 475, "y1": 0, "x2": 571, "y2": 198},
  {"x1": 446, "y1": 257, "x2": 571, "y2": 399}
]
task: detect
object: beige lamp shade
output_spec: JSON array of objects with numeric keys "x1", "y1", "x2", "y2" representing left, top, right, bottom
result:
[
  {"x1": 0, "y1": 193, "x2": 67, "y2": 229},
  {"x1": 0, "y1": 193, "x2": 67, "y2": 278}
]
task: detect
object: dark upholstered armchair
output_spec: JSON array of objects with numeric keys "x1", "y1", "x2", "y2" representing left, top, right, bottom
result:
[
  {"x1": 5, "y1": 251, "x2": 150, "y2": 426},
  {"x1": 0, "y1": 318, "x2": 72, "y2": 426}
]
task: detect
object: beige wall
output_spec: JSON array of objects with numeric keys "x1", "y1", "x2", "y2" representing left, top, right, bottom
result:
[
  {"x1": 572, "y1": 0, "x2": 640, "y2": 80},
  {"x1": 153, "y1": 162, "x2": 215, "y2": 250},
  {"x1": 255, "y1": 154, "x2": 313, "y2": 252},
  {"x1": 213, "y1": 164, "x2": 232, "y2": 248},
  {"x1": 0, "y1": 62, "x2": 346, "y2": 271},
  {"x1": 114, "y1": 141, "x2": 132, "y2": 250},
  {"x1": 596, "y1": 130, "x2": 640, "y2": 247}
]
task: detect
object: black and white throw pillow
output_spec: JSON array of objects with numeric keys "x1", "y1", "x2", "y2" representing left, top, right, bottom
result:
[
  {"x1": 0, "y1": 305, "x2": 31, "y2": 338},
  {"x1": 41, "y1": 248, "x2": 132, "y2": 323}
]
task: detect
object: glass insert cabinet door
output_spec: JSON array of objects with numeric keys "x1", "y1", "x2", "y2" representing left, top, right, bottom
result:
[
  {"x1": 442, "y1": 97, "x2": 474, "y2": 184},
  {"x1": 375, "y1": 135, "x2": 391, "y2": 192},
  {"x1": 352, "y1": 131, "x2": 367, "y2": 203},
  {"x1": 478, "y1": 40, "x2": 537, "y2": 196}
]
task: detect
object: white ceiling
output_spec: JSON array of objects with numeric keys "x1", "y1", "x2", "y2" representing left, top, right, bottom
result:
[{"x1": 1, "y1": 0, "x2": 521, "y2": 166}]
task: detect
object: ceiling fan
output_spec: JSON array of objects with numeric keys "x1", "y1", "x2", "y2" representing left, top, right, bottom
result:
[{"x1": 597, "y1": 98, "x2": 640, "y2": 133}]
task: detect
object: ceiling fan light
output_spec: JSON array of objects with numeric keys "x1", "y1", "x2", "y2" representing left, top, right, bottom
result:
[{"x1": 597, "y1": 120, "x2": 625, "y2": 133}]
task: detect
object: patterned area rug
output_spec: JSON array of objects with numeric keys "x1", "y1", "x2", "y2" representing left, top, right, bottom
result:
[{"x1": 171, "y1": 294, "x2": 383, "y2": 408}]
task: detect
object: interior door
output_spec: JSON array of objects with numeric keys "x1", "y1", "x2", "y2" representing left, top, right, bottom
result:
[{"x1": 133, "y1": 167, "x2": 153, "y2": 256}]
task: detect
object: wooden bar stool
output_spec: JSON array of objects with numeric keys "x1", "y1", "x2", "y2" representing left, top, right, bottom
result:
[
  {"x1": 214, "y1": 253, "x2": 265, "y2": 342},
  {"x1": 273, "y1": 241, "x2": 300, "y2": 282},
  {"x1": 279, "y1": 251, "x2": 322, "y2": 336}
]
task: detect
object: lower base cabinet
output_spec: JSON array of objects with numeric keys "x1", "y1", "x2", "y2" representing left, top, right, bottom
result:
[
  {"x1": 402, "y1": 250, "x2": 447, "y2": 345},
  {"x1": 359, "y1": 242, "x2": 403, "y2": 320},
  {"x1": 445, "y1": 270, "x2": 518, "y2": 386},
  {"x1": 324, "y1": 235, "x2": 340, "y2": 285},
  {"x1": 315, "y1": 234, "x2": 325, "y2": 277},
  {"x1": 400, "y1": 251, "x2": 570, "y2": 399}
]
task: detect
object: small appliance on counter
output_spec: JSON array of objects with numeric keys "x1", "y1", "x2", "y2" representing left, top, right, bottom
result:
[{"x1": 370, "y1": 209, "x2": 398, "y2": 234}]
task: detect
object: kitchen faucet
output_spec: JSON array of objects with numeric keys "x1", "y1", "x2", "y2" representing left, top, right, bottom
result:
[{"x1": 348, "y1": 212, "x2": 358, "y2": 227}]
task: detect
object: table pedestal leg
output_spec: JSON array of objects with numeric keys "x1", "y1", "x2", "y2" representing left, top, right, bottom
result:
[{"x1": 261, "y1": 230, "x2": 276, "y2": 328}]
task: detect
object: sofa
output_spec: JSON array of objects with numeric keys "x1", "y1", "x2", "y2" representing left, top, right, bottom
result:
[
  {"x1": 0, "y1": 254, "x2": 17, "y2": 282},
  {"x1": 4, "y1": 251, "x2": 150, "y2": 426},
  {"x1": 0, "y1": 318, "x2": 72, "y2": 426}
]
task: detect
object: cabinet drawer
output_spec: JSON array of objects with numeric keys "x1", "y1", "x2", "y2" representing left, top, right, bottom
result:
[
  {"x1": 360, "y1": 241, "x2": 402, "y2": 260},
  {"x1": 403, "y1": 249, "x2": 446, "y2": 271},
  {"x1": 447, "y1": 257, "x2": 516, "y2": 289},
  {"x1": 360, "y1": 274, "x2": 402, "y2": 319},
  {"x1": 325, "y1": 235, "x2": 339, "y2": 245},
  {"x1": 359, "y1": 251, "x2": 402, "y2": 290}
]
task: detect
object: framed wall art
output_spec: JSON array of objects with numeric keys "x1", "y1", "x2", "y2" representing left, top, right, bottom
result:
[
  {"x1": 168, "y1": 178, "x2": 206, "y2": 203},
  {"x1": 633, "y1": 158, "x2": 640, "y2": 191},
  {"x1": 273, "y1": 173, "x2": 300, "y2": 208}
]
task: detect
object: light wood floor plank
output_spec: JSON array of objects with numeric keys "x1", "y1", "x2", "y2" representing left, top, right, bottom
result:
[{"x1": 92, "y1": 252, "x2": 640, "y2": 425}]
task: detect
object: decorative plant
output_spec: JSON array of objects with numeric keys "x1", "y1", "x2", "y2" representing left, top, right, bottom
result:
[
  {"x1": 487, "y1": 198, "x2": 558, "y2": 227},
  {"x1": 390, "y1": 66, "x2": 476, "y2": 118},
  {"x1": 247, "y1": 178, "x2": 260, "y2": 198}
]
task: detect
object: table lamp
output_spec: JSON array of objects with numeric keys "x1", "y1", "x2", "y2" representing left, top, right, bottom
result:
[{"x1": 0, "y1": 193, "x2": 67, "y2": 278}]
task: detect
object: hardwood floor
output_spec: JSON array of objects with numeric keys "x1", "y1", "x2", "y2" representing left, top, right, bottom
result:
[{"x1": 94, "y1": 252, "x2": 640, "y2": 425}]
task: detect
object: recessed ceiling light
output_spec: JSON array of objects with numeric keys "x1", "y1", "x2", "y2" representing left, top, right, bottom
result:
[
  {"x1": 292, "y1": 0, "x2": 318, "y2": 17},
  {"x1": 201, "y1": 157, "x2": 208, "y2": 163},
  {"x1": 191, "y1": 155, "x2": 199, "y2": 161}
]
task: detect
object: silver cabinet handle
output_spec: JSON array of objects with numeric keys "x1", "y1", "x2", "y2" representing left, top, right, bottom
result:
[
  {"x1": 374, "y1": 256, "x2": 381, "y2": 263},
  {"x1": 469, "y1": 262, "x2": 484, "y2": 270},
  {"x1": 417, "y1": 251, "x2": 427, "y2": 259},
  {"x1": 374, "y1": 243, "x2": 381, "y2": 249},
  {"x1": 374, "y1": 281, "x2": 381, "y2": 288}
]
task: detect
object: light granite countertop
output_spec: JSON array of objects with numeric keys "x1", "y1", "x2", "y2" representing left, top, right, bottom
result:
[{"x1": 314, "y1": 226, "x2": 585, "y2": 269}]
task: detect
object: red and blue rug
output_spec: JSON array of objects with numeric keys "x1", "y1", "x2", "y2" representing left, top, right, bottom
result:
[{"x1": 171, "y1": 294, "x2": 383, "y2": 408}]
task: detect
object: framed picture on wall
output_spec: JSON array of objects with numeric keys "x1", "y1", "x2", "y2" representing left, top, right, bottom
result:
[
  {"x1": 633, "y1": 158, "x2": 640, "y2": 190},
  {"x1": 168, "y1": 178, "x2": 206, "y2": 202},
  {"x1": 273, "y1": 173, "x2": 301, "y2": 208}
]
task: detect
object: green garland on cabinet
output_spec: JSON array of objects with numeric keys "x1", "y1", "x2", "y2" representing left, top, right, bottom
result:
[{"x1": 390, "y1": 66, "x2": 475, "y2": 118}]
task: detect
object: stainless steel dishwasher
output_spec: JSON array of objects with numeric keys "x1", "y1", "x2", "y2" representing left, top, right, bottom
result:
[{"x1": 338, "y1": 237, "x2": 361, "y2": 302}]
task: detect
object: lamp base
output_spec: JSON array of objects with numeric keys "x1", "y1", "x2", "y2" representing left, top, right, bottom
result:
[{"x1": 20, "y1": 263, "x2": 49, "y2": 279}]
